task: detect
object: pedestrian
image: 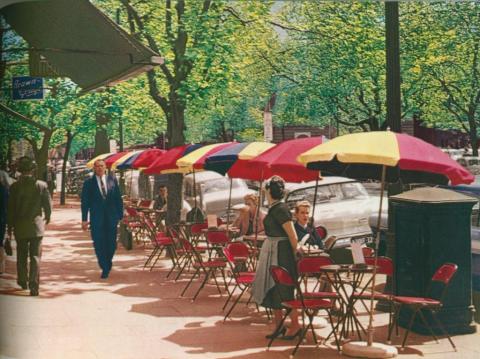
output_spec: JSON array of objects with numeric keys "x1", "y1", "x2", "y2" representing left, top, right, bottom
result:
[
  {"x1": 6, "y1": 156, "x2": 52, "y2": 295},
  {"x1": 0, "y1": 181, "x2": 8, "y2": 273},
  {"x1": 81, "y1": 159, "x2": 123, "y2": 279},
  {"x1": 252, "y1": 175, "x2": 302, "y2": 340}
]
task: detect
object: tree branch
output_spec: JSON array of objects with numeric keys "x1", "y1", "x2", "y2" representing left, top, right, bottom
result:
[
  {"x1": 147, "y1": 70, "x2": 169, "y2": 112},
  {"x1": 0, "y1": 102, "x2": 51, "y2": 132},
  {"x1": 268, "y1": 20, "x2": 334, "y2": 40},
  {"x1": 121, "y1": 0, "x2": 174, "y2": 84},
  {"x1": 258, "y1": 51, "x2": 300, "y2": 85},
  {"x1": 224, "y1": 6, "x2": 255, "y2": 25}
]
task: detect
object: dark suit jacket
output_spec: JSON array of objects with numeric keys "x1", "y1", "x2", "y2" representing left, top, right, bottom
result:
[
  {"x1": 7, "y1": 175, "x2": 52, "y2": 239},
  {"x1": 81, "y1": 175, "x2": 123, "y2": 232},
  {"x1": 294, "y1": 221, "x2": 324, "y2": 249}
]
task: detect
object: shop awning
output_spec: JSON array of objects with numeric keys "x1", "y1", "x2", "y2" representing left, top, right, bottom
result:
[{"x1": 1, "y1": 0, "x2": 161, "y2": 92}]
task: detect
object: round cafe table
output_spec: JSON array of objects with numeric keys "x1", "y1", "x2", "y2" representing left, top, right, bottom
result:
[{"x1": 319, "y1": 264, "x2": 376, "y2": 342}]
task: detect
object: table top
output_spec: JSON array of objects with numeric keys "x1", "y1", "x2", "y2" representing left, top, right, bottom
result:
[
  {"x1": 244, "y1": 234, "x2": 267, "y2": 242},
  {"x1": 319, "y1": 264, "x2": 375, "y2": 273},
  {"x1": 201, "y1": 226, "x2": 240, "y2": 233}
]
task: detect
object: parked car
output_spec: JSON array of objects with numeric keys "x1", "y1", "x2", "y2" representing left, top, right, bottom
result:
[
  {"x1": 442, "y1": 148, "x2": 465, "y2": 161},
  {"x1": 183, "y1": 171, "x2": 254, "y2": 221},
  {"x1": 284, "y1": 177, "x2": 383, "y2": 249}
]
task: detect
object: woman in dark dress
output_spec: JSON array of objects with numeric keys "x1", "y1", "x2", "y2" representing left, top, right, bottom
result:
[{"x1": 252, "y1": 176, "x2": 301, "y2": 339}]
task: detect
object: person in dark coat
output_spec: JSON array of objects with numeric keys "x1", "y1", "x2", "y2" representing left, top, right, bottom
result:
[
  {"x1": 7, "y1": 156, "x2": 51, "y2": 296},
  {"x1": 293, "y1": 200, "x2": 324, "y2": 249},
  {"x1": 0, "y1": 181, "x2": 8, "y2": 274},
  {"x1": 81, "y1": 159, "x2": 123, "y2": 279}
]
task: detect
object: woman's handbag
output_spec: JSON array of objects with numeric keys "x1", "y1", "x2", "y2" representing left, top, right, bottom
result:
[{"x1": 4, "y1": 236, "x2": 13, "y2": 256}]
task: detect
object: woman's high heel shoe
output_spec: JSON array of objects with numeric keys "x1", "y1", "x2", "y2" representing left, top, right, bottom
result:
[
  {"x1": 265, "y1": 326, "x2": 286, "y2": 339},
  {"x1": 280, "y1": 328, "x2": 303, "y2": 340}
]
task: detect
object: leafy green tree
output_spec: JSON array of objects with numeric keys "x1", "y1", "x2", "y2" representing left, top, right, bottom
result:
[
  {"x1": 108, "y1": 0, "x2": 275, "y2": 224},
  {"x1": 402, "y1": 2, "x2": 480, "y2": 154}
]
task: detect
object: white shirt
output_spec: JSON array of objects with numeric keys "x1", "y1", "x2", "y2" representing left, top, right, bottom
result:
[{"x1": 96, "y1": 175, "x2": 108, "y2": 196}]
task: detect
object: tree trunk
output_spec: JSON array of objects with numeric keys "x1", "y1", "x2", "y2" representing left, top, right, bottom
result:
[
  {"x1": 469, "y1": 119, "x2": 478, "y2": 156},
  {"x1": 166, "y1": 173, "x2": 183, "y2": 225},
  {"x1": 60, "y1": 130, "x2": 74, "y2": 205},
  {"x1": 94, "y1": 113, "x2": 111, "y2": 156},
  {"x1": 34, "y1": 130, "x2": 53, "y2": 181},
  {"x1": 165, "y1": 100, "x2": 186, "y2": 226}
]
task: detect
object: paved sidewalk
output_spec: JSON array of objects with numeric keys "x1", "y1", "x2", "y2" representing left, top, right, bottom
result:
[{"x1": 0, "y1": 198, "x2": 479, "y2": 359}]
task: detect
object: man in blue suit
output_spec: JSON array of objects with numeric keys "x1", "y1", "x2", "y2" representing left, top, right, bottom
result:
[{"x1": 81, "y1": 159, "x2": 123, "y2": 279}]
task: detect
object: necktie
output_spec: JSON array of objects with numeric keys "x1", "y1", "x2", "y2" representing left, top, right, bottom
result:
[{"x1": 99, "y1": 177, "x2": 107, "y2": 198}]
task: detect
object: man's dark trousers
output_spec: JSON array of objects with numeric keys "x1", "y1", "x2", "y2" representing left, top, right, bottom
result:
[
  {"x1": 91, "y1": 209, "x2": 117, "y2": 274},
  {"x1": 16, "y1": 236, "x2": 42, "y2": 290}
]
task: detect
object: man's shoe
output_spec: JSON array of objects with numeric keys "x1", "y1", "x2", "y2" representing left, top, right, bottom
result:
[
  {"x1": 100, "y1": 271, "x2": 109, "y2": 279},
  {"x1": 30, "y1": 289, "x2": 39, "y2": 296},
  {"x1": 18, "y1": 282, "x2": 28, "y2": 290}
]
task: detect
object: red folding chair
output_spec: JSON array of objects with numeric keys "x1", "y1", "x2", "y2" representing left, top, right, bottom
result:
[
  {"x1": 362, "y1": 247, "x2": 375, "y2": 258},
  {"x1": 206, "y1": 230, "x2": 231, "y2": 259},
  {"x1": 137, "y1": 199, "x2": 153, "y2": 208},
  {"x1": 222, "y1": 242, "x2": 256, "y2": 321},
  {"x1": 388, "y1": 263, "x2": 458, "y2": 350},
  {"x1": 315, "y1": 225, "x2": 327, "y2": 240},
  {"x1": 180, "y1": 232, "x2": 228, "y2": 301},
  {"x1": 352, "y1": 256, "x2": 394, "y2": 331},
  {"x1": 142, "y1": 215, "x2": 176, "y2": 272},
  {"x1": 297, "y1": 256, "x2": 339, "y2": 301},
  {"x1": 124, "y1": 206, "x2": 146, "y2": 244},
  {"x1": 268, "y1": 265, "x2": 340, "y2": 356}
]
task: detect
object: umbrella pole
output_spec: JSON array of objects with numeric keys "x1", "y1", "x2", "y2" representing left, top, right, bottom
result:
[
  {"x1": 129, "y1": 169, "x2": 133, "y2": 199},
  {"x1": 193, "y1": 168, "x2": 198, "y2": 222},
  {"x1": 367, "y1": 165, "x2": 386, "y2": 346},
  {"x1": 227, "y1": 177, "x2": 232, "y2": 230},
  {"x1": 343, "y1": 165, "x2": 396, "y2": 358},
  {"x1": 310, "y1": 176, "x2": 320, "y2": 227}
]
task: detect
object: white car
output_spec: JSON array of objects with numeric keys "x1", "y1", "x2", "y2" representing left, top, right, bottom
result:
[
  {"x1": 183, "y1": 171, "x2": 254, "y2": 220},
  {"x1": 284, "y1": 177, "x2": 383, "y2": 247}
]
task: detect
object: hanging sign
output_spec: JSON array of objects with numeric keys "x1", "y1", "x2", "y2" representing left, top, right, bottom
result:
[{"x1": 12, "y1": 76, "x2": 44, "y2": 100}]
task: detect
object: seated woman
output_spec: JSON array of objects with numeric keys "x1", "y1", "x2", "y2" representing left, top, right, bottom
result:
[
  {"x1": 293, "y1": 200, "x2": 324, "y2": 249},
  {"x1": 232, "y1": 193, "x2": 265, "y2": 236}
]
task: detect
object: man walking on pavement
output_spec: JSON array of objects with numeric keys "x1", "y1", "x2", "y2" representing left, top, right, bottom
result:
[
  {"x1": 7, "y1": 156, "x2": 51, "y2": 296},
  {"x1": 81, "y1": 159, "x2": 123, "y2": 279}
]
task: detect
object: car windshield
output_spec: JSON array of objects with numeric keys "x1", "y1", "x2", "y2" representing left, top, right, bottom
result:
[
  {"x1": 202, "y1": 178, "x2": 244, "y2": 194},
  {"x1": 285, "y1": 182, "x2": 368, "y2": 209}
]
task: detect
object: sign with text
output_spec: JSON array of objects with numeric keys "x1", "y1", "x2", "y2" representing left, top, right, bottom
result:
[
  {"x1": 263, "y1": 111, "x2": 273, "y2": 142},
  {"x1": 12, "y1": 76, "x2": 44, "y2": 100}
]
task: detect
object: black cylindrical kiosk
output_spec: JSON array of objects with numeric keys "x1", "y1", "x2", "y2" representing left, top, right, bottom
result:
[{"x1": 390, "y1": 187, "x2": 477, "y2": 334}]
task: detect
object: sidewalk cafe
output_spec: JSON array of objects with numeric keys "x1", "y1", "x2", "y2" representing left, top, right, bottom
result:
[{"x1": 90, "y1": 131, "x2": 477, "y2": 358}]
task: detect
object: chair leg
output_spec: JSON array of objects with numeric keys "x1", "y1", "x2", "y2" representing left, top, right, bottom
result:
[
  {"x1": 210, "y1": 268, "x2": 223, "y2": 295},
  {"x1": 418, "y1": 309, "x2": 439, "y2": 343},
  {"x1": 180, "y1": 267, "x2": 200, "y2": 297},
  {"x1": 431, "y1": 310, "x2": 456, "y2": 350},
  {"x1": 223, "y1": 286, "x2": 248, "y2": 322},
  {"x1": 267, "y1": 308, "x2": 291, "y2": 349},
  {"x1": 192, "y1": 270, "x2": 211, "y2": 301},
  {"x1": 401, "y1": 308, "x2": 419, "y2": 349},
  {"x1": 327, "y1": 310, "x2": 341, "y2": 352},
  {"x1": 291, "y1": 322, "x2": 308, "y2": 357},
  {"x1": 222, "y1": 284, "x2": 238, "y2": 310},
  {"x1": 143, "y1": 246, "x2": 158, "y2": 269},
  {"x1": 388, "y1": 303, "x2": 399, "y2": 343}
]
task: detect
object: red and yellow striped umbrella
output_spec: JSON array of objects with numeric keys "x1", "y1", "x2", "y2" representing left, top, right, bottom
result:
[
  {"x1": 176, "y1": 142, "x2": 237, "y2": 173},
  {"x1": 298, "y1": 131, "x2": 473, "y2": 185}
]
